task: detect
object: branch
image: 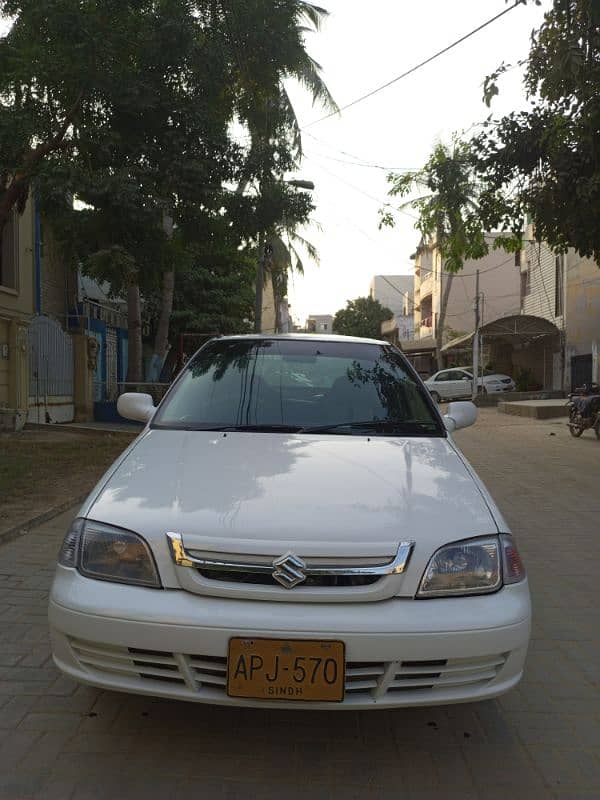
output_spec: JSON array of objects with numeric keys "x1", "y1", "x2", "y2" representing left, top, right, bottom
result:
[{"x1": 0, "y1": 91, "x2": 84, "y2": 230}]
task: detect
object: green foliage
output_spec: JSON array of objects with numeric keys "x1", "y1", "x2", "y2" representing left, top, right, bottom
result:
[
  {"x1": 333, "y1": 296, "x2": 393, "y2": 340},
  {"x1": 473, "y1": 0, "x2": 600, "y2": 263},
  {"x1": 380, "y1": 140, "x2": 506, "y2": 272},
  {"x1": 1, "y1": 0, "x2": 331, "y2": 342}
]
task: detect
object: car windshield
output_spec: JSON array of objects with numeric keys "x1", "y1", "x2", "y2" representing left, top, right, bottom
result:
[{"x1": 152, "y1": 338, "x2": 444, "y2": 437}]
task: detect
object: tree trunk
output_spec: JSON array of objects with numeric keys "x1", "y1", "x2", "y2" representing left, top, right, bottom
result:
[
  {"x1": 126, "y1": 283, "x2": 143, "y2": 383},
  {"x1": 147, "y1": 212, "x2": 174, "y2": 381},
  {"x1": 152, "y1": 267, "x2": 175, "y2": 373},
  {"x1": 435, "y1": 268, "x2": 454, "y2": 371}
]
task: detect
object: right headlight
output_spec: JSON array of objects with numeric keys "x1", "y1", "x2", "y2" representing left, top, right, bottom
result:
[
  {"x1": 417, "y1": 534, "x2": 525, "y2": 598},
  {"x1": 58, "y1": 518, "x2": 161, "y2": 588}
]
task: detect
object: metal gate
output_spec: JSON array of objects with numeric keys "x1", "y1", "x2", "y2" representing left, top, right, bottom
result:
[
  {"x1": 571, "y1": 354, "x2": 593, "y2": 389},
  {"x1": 28, "y1": 315, "x2": 74, "y2": 422}
]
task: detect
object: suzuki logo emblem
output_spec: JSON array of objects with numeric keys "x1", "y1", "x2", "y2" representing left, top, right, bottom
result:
[{"x1": 272, "y1": 552, "x2": 307, "y2": 589}]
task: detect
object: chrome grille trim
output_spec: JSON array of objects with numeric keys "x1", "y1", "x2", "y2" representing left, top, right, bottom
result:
[{"x1": 166, "y1": 532, "x2": 415, "y2": 586}]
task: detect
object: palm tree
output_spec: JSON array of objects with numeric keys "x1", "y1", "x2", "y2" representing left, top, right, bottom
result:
[{"x1": 382, "y1": 140, "x2": 488, "y2": 370}]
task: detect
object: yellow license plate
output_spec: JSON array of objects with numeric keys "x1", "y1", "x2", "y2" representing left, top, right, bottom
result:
[{"x1": 227, "y1": 638, "x2": 345, "y2": 702}]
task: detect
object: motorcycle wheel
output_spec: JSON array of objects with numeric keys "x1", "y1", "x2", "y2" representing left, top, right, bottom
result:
[{"x1": 569, "y1": 414, "x2": 585, "y2": 437}]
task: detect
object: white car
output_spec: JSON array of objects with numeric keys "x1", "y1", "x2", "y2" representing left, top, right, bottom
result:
[
  {"x1": 49, "y1": 335, "x2": 530, "y2": 709},
  {"x1": 426, "y1": 368, "x2": 516, "y2": 403}
]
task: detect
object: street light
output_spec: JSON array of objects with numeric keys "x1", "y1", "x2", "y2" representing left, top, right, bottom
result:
[{"x1": 254, "y1": 178, "x2": 315, "y2": 333}]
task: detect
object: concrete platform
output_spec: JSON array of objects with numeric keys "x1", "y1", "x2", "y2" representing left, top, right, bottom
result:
[{"x1": 498, "y1": 398, "x2": 569, "y2": 419}]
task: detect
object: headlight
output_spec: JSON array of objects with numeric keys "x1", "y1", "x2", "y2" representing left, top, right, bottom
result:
[
  {"x1": 58, "y1": 519, "x2": 161, "y2": 588},
  {"x1": 417, "y1": 535, "x2": 525, "y2": 598}
]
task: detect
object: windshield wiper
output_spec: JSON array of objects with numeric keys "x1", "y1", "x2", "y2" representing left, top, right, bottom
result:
[
  {"x1": 299, "y1": 420, "x2": 441, "y2": 436},
  {"x1": 208, "y1": 424, "x2": 304, "y2": 433}
]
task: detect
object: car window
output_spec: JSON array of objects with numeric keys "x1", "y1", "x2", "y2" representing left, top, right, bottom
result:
[
  {"x1": 153, "y1": 339, "x2": 444, "y2": 436},
  {"x1": 434, "y1": 371, "x2": 449, "y2": 382},
  {"x1": 446, "y1": 370, "x2": 465, "y2": 380}
]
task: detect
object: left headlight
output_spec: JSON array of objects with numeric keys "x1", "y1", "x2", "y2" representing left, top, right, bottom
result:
[
  {"x1": 417, "y1": 535, "x2": 525, "y2": 598},
  {"x1": 58, "y1": 519, "x2": 161, "y2": 588}
]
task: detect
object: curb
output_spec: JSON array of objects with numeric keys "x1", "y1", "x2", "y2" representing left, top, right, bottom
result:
[{"x1": 0, "y1": 495, "x2": 87, "y2": 547}]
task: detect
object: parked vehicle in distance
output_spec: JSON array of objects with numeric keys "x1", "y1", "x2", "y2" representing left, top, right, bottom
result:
[
  {"x1": 425, "y1": 367, "x2": 516, "y2": 403},
  {"x1": 567, "y1": 383, "x2": 600, "y2": 439},
  {"x1": 49, "y1": 335, "x2": 530, "y2": 710}
]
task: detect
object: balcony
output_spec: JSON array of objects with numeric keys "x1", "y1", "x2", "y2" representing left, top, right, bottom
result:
[{"x1": 418, "y1": 270, "x2": 434, "y2": 300}]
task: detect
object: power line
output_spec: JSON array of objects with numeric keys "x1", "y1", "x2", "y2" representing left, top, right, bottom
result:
[
  {"x1": 303, "y1": 154, "x2": 420, "y2": 219},
  {"x1": 303, "y1": 1, "x2": 524, "y2": 129},
  {"x1": 304, "y1": 132, "x2": 417, "y2": 171},
  {"x1": 378, "y1": 275, "x2": 417, "y2": 310}
]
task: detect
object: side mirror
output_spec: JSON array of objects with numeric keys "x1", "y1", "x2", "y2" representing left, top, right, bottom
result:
[
  {"x1": 117, "y1": 392, "x2": 156, "y2": 423},
  {"x1": 443, "y1": 401, "x2": 477, "y2": 432}
]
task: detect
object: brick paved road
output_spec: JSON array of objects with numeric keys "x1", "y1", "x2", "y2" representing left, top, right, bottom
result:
[{"x1": 0, "y1": 410, "x2": 598, "y2": 799}]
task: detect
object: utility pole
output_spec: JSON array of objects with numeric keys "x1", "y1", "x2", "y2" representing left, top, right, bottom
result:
[{"x1": 472, "y1": 269, "x2": 480, "y2": 402}]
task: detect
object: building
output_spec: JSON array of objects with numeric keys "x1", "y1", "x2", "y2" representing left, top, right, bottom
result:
[
  {"x1": 1, "y1": 196, "x2": 132, "y2": 428},
  {"x1": 305, "y1": 314, "x2": 333, "y2": 334},
  {"x1": 0, "y1": 202, "x2": 35, "y2": 430},
  {"x1": 564, "y1": 253, "x2": 600, "y2": 388},
  {"x1": 370, "y1": 274, "x2": 414, "y2": 342},
  {"x1": 420, "y1": 227, "x2": 600, "y2": 391},
  {"x1": 413, "y1": 236, "x2": 521, "y2": 345}
]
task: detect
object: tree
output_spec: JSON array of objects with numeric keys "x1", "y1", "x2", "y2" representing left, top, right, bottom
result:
[
  {"x1": 333, "y1": 296, "x2": 393, "y2": 339},
  {"x1": 380, "y1": 140, "x2": 493, "y2": 369},
  {"x1": 473, "y1": 0, "x2": 600, "y2": 263}
]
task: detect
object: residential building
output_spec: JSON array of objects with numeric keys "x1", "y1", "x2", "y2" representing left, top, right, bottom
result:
[
  {"x1": 413, "y1": 236, "x2": 521, "y2": 344},
  {"x1": 565, "y1": 253, "x2": 600, "y2": 387},
  {"x1": 0, "y1": 201, "x2": 35, "y2": 429},
  {"x1": 370, "y1": 274, "x2": 414, "y2": 341},
  {"x1": 306, "y1": 314, "x2": 333, "y2": 334}
]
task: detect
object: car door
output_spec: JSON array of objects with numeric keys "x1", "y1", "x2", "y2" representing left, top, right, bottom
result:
[
  {"x1": 429, "y1": 369, "x2": 450, "y2": 399},
  {"x1": 455, "y1": 370, "x2": 474, "y2": 398}
]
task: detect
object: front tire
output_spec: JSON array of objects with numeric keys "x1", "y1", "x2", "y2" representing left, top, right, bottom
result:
[{"x1": 569, "y1": 413, "x2": 585, "y2": 437}]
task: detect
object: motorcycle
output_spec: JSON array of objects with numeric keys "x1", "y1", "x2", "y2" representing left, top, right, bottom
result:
[{"x1": 567, "y1": 383, "x2": 600, "y2": 439}]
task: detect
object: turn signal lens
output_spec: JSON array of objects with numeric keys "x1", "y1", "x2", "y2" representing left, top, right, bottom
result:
[
  {"x1": 58, "y1": 518, "x2": 85, "y2": 567},
  {"x1": 500, "y1": 534, "x2": 526, "y2": 584}
]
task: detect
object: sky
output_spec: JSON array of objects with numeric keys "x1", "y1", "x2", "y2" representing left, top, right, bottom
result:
[{"x1": 284, "y1": 0, "x2": 551, "y2": 325}]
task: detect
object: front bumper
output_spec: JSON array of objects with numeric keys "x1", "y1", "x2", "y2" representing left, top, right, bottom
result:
[{"x1": 49, "y1": 567, "x2": 531, "y2": 710}]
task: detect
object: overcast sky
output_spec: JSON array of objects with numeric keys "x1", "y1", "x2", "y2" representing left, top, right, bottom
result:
[{"x1": 285, "y1": 0, "x2": 550, "y2": 324}]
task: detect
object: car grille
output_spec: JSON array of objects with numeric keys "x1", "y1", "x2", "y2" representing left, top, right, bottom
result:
[
  {"x1": 196, "y1": 569, "x2": 380, "y2": 588},
  {"x1": 500, "y1": 378, "x2": 513, "y2": 384},
  {"x1": 68, "y1": 638, "x2": 508, "y2": 701}
]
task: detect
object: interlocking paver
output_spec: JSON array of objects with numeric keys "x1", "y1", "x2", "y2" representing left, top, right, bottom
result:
[{"x1": 0, "y1": 409, "x2": 597, "y2": 799}]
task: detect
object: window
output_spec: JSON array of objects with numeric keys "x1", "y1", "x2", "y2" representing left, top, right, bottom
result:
[
  {"x1": 434, "y1": 371, "x2": 450, "y2": 382},
  {"x1": 153, "y1": 338, "x2": 443, "y2": 436},
  {"x1": 0, "y1": 210, "x2": 18, "y2": 290},
  {"x1": 322, "y1": 323, "x2": 328, "y2": 331},
  {"x1": 555, "y1": 255, "x2": 564, "y2": 317}
]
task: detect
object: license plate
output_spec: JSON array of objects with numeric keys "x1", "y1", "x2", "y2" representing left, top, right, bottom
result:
[{"x1": 227, "y1": 638, "x2": 345, "y2": 702}]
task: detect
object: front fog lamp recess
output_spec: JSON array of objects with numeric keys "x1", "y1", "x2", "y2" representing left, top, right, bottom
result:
[{"x1": 58, "y1": 519, "x2": 161, "y2": 588}]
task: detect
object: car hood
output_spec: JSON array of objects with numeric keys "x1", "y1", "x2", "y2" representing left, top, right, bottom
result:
[{"x1": 86, "y1": 429, "x2": 498, "y2": 559}]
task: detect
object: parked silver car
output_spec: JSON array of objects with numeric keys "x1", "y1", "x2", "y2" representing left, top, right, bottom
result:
[{"x1": 426, "y1": 368, "x2": 516, "y2": 402}]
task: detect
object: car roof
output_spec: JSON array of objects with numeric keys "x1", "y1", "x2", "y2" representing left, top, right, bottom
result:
[{"x1": 216, "y1": 333, "x2": 388, "y2": 346}]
